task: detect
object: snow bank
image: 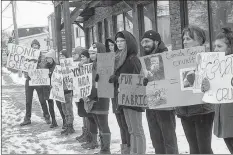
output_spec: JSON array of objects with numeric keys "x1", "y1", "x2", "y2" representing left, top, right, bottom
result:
[{"x1": 2, "y1": 67, "x2": 25, "y2": 85}]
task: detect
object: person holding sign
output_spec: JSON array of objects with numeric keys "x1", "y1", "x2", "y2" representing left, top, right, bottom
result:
[
  {"x1": 83, "y1": 43, "x2": 111, "y2": 153},
  {"x1": 43, "y1": 50, "x2": 66, "y2": 129},
  {"x1": 59, "y1": 50, "x2": 75, "y2": 135},
  {"x1": 176, "y1": 25, "x2": 215, "y2": 154},
  {"x1": 20, "y1": 39, "x2": 51, "y2": 126},
  {"x1": 105, "y1": 37, "x2": 131, "y2": 154},
  {"x1": 108, "y1": 31, "x2": 146, "y2": 154},
  {"x1": 202, "y1": 28, "x2": 233, "y2": 154},
  {"x1": 141, "y1": 30, "x2": 179, "y2": 154}
]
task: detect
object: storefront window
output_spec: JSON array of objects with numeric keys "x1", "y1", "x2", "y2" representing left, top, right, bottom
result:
[
  {"x1": 143, "y1": 3, "x2": 155, "y2": 32},
  {"x1": 187, "y1": 0, "x2": 210, "y2": 51},
  {"x1": 157, "y1": 1, "x2": 172, "y2": 50},
  {"x1": 93, "y1": 25, "x2": 97, "y2": 43},
  {"x1": 116, "y1": 14, "x2": 124, "y2": 32},
  {"x1": 125, "y1": 10, "x2": 133, "y2": 34},
  {"x1": 89, "y1": 27, "x2": 93, "y2": 46}
]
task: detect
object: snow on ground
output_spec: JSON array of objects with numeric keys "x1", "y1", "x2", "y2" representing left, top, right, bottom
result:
[{"x1": 1, "y1": 68, "x2": 230, "y2": 154}]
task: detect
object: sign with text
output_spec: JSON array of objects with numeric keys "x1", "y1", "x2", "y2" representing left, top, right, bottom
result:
[
  {"x1": 28, "y1": 69, "x2": 50, "y2": 86},
  {"x1": 7, "y1": 43, "x2": 41, "y2": 72},
  {"x1": 60, "y1": 58, "x2": 74, "y2": 90},
  {"x1": 118, "y1": 74, "x2": 148, "y2": 107},
  {"x1": 49, "y1": 65, "x2": 65, "y2": 102},
  {"x1": 202, "y1": 54, "x2": 233, "y2": 104},
  {"x1": 71, "y1": 63, "x2": 93, "y2": 101},
  {"x1": 193, "y1": 52, "x2": 225, "y2": 93},
  {"x1": 97, "y1": 53, "x2": 115, "y2": 98}
]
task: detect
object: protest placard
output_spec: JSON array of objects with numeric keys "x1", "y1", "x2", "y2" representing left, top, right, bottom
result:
[
  {"x1": 6, "y1": 43, "x2": 41, "y2": 72},
  {"x1": 28, "y1": 69, "x2": 50, "y2": 86},
  {"x1": 71, "y1": 63, "x2": 93, "y2": 102},
  {"x1": 193, "y1": 52, "x2": 225, "y2": 93},
  {"x1": 202, "y1": 54, "x2": 233, "y2": 104},
  {"x1": 49, "y1": 65, "x2": 65, "y2": 102},
  {"x1": 97, "y1": 52, "x2": 115, "y2": 98},
  {"x1": 60, "y1": 58, "x2": 74, "y2": 90},
  {"x1": 118, "y1": 74, "x2": 148, "y2": 107}
]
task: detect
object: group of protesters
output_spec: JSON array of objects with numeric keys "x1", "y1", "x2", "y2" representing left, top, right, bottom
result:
[{"x1": 19, "y1": 25, "x2": 233, "y2": 154}]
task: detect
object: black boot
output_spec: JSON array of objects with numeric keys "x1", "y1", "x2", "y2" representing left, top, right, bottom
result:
[
  {"x1": 82, "y1": 134, "x2": 99, "y2": 149},
  {"x1": 76, "y1": 127, "x2": 85, "y2": 140},
  {"x1": 50, "y1": 119, "x2": 58, "y2": 128},
  {"x1": 65, "y1": 124, "x2": 75, "y2": 135},
  {"x1": 61, "y1": 126, "x2": 68, "y2": 135},
  {"x1": 20, "y1": 118, "x2": 31, "y2": 126}
]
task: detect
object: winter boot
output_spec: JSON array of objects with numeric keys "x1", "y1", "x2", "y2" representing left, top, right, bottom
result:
[
  {"x1": 20, "y1": 118, "x2": 31, "y2": 126},
  {"x1": 62, "y1": 119, "x2": 67, "y2": 129},
  {"x1": 76, "y1": 127, "x2": 87, "y2": 141},
  {"x1": 61, "y1": 125, "x2": 68, "y2": 135},
  {"x1": 82, "y1": 134, "x2": 99, "y2": 149},
  {"x1": 79, "y1": 129, "x2": 92, "y2": 143},
  {"x1": 44, "y1": 114, "x2": 51, "y2": 124},
  {"x1": 97, "y1": 133, "x2": 111, "y2": 154},
  {"x1": 50, "y1": 119, "x2": 58, "y2": 128},
  {"x1": 65, "y1": 124, "x2": 75, "y2": 135}
]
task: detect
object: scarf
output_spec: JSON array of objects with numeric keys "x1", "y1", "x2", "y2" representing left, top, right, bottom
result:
[{"x1": 114, "y1": 45, "x2": 127, "y2": 72}]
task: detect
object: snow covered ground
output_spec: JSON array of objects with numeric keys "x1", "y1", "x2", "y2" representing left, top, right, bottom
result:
[{"x1": 1, "y1": 67, "x2": 230, "y2": 154}]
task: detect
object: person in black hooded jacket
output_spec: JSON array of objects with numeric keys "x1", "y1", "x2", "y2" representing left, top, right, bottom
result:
[
  {"x1": 109, "y1": 31, "x2": 146, "y2": 154},
  {"x1": 105, "y1": 37, "x2": 131, "y2": 154}
]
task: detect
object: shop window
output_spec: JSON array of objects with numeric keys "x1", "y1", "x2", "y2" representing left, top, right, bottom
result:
[
  {"x1": 116, "y1": 14, "x2": 124, "y2": 32},
  {"x1": 104, "y1": 19, "x2": 109, "y2": 39},
  {"x1": 125, "y1": 10, "x2": 133, "y2": 34},
  {"x1": 157, "y1": 1, "x2": 172, "y2": 50},
  {"x1": 89, "y1": 27, "x2": 93, "y2": 46},
  {"x1": 143, "y1": 3, "x2": 155, "y2": 32},
  {"x1": 93, "y1": 25, "x2": 97, "y2": 43}
]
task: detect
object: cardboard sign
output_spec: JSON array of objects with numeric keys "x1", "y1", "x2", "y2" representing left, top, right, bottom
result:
[
  {"x1": 6, "y1": 43, "x2": 41, "y2": 72},
  {"x1": 49, "y1": 65, "x2": 65, "y2": 102},
  {"x1": 140, "y1": 46, "x2": 205, "y2": 109},
  {"x1": 97, "y1": 53, "x2": 115, "y2": 98},
  {"x1": 60, "y1": 58, "x2": 74, "y2": 90},
  {"x1": 28, "y1": 69, "x2": 50, "y2": 86},
  {"x1": 118, "y1": 74, "x2": 148, "y2": 107},
  {"x1": 71, "y1": 63, "x2": 93, "y2": 101},
  {"x1": 193, "y1": 52, "x2": 225, "y2": 93},
  {"x1": 202, "y1": 54, "x2": 233, "y2": 104}
]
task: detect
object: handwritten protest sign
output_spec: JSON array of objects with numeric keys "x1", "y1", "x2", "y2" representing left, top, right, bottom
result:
[
  {"x1": 193, "y1": 52, "x2": 225, "y2": 93},
  {"x1": 118, "y1": 74, "x2": 148, "y2": 107},
  {"x1": 49, "y1": 65, "x2": 65, "y2": 102},
  {"x1": 71, "y1": 63, "x2": 93, "y2": 102},
  {"x1": 97, "y1": 53, "x2": 115, "y2": 98},
  {"x1": 7, "y1": 43, "x2": 41, "y2": 72},
  {"x1": 28, "y1": 69, "x2": 50, "y2": 86},
  {"x1": 202, "y1": 54, "x2": 233, "y2": 104},
  {"x1": 60, "y1": 58, "x2": 74, "y2": 90}
]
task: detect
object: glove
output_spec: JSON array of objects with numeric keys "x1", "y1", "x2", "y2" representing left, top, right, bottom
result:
[
  {"x1": 109, "y1": 75, "x2": 118, "y2": 83},
  {"x1": 95, "y1": 74, "x2": 99, "y2": 82},
  {"x1": 143, "y1": 78, "x2": 149, "y2": 86},
  {"x1": 28, "y1": 76, "x2": 31, "y2": 81},
  {"x1": 48, "y1": 72, "x2": 52, "y2": 78},
  {"x1": 201, "y1": 78, "x2": 210, "y2": 92}
]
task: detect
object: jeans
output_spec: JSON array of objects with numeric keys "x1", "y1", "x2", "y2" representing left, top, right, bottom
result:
[
  {"x1": 146, "y1": 109, "x2": 178, "y2": 154},
  {"x1": 87, "y1": 116, "x2": 98, "y2": 134},
  {"x1": 93, "y1": 114, "x2": 110, "y2": 134},
  {"x1": 47, "y1": 99, "x2": 65, "y2": 121},
  {"x1": 115, "y1": 109, "x2": 130, "y2": 147},
  {"x1": 123, "y1": 108, "x2": 146, "y2": 154},
  {"x1": 224, "y1": 138, "x2": 233, "y2": 154},
  {"x1": 25, "y1": 80, "x2": 49, "y2": 120},
  {"x1": 180, "y1": 112, "x2": 214, "y2": 154},
  {"x1": 61, "y1": 92, "x2": 74, "y2": 124}
]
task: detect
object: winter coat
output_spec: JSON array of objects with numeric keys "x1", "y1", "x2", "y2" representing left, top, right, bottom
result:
[
  {"x1": 143, "y1": 41, "x2": 173, "y2": 111},
  {"x1": 114, "y1": 31, "x2": 144, "y2": 112},
  {"x1": 214, "y1": 103, "x2": 233, "y2": 138},
  {"x1": 89, "y1": 42, "x2": 110, "y2": 115}
]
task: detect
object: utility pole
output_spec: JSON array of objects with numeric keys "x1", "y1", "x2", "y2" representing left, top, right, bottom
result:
[{"x1": 11, "y1": 0, "x2": 21, "y2": 77}]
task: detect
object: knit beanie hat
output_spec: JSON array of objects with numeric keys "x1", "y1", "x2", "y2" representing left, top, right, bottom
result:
[
  {"x1": 45, "y1": 49, "x2": 56, "y2": 61},
  {"x1": 142, "y1": 30, "x2": 161, "y2": 42},
  {"x1": 115, "y1": 32, "x2": 125, "y2": 40},
  {"x1": 60, "y1": 49, "x2": 69, "y2": 58},
  {"x1": 31, "y1": 39, "x2": 40, "y2": 48},
  {"x1": 73, "y1": 46, "x2": 85, "y2": 55},
  {"x1": 81, "y1": 49, "x2": 90, "y2": 58}
]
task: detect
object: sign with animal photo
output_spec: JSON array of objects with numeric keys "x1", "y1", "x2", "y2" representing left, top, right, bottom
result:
[
  {"x1": 28, "y1": 69, "x2": 50, "y2": 86},
  {"x1": 193, "y1": 52, "x2": 225, "y2": 93},
  {"x1": 202, "y1": 54, "x2": 233, "y2": 104},
  {"x1": 71, "y1": 63, "x2": 93, "y2": 102},
  {"x1": 118, "y1": 74, "x2": 148, "y2": 107},
  {"x1": 49, "y1": 65, "x2": 65, "y2": 102},
  {"x1": 6, "y1": 43, "x2": 41, "y2": 72},
  {"x1": 60, "y1": 58, "x2": 74, "y2": 90},
  {"x1": 97, "y1": 52, "x2": 115, "y2": 98}
]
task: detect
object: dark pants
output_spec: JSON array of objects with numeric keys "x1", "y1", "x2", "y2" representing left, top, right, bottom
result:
[
  {"x1": 25, "y1": 80, "x2": 49, "y2": 120},
  {"x1": 224, "y1": 138, "x2": 233, "y2": 154},
  {"x1": 146, "y1": 109, "x2": 178, "y2": 154},
  {"x1": 180, "y1": 112, "x2": 214, "y2": 154},
  {"x1": 93, "y1": 114, "x2": 110, "y2": 134},
  {"x1": 87, "y1": 116, "x2": 98, "y2": 134},
  {"x1": 47, "y1": 100, "x2": 65, "y2": 121},
  {"x1": 115, "y1": 109, "x2": 130, "y2": 147}
]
